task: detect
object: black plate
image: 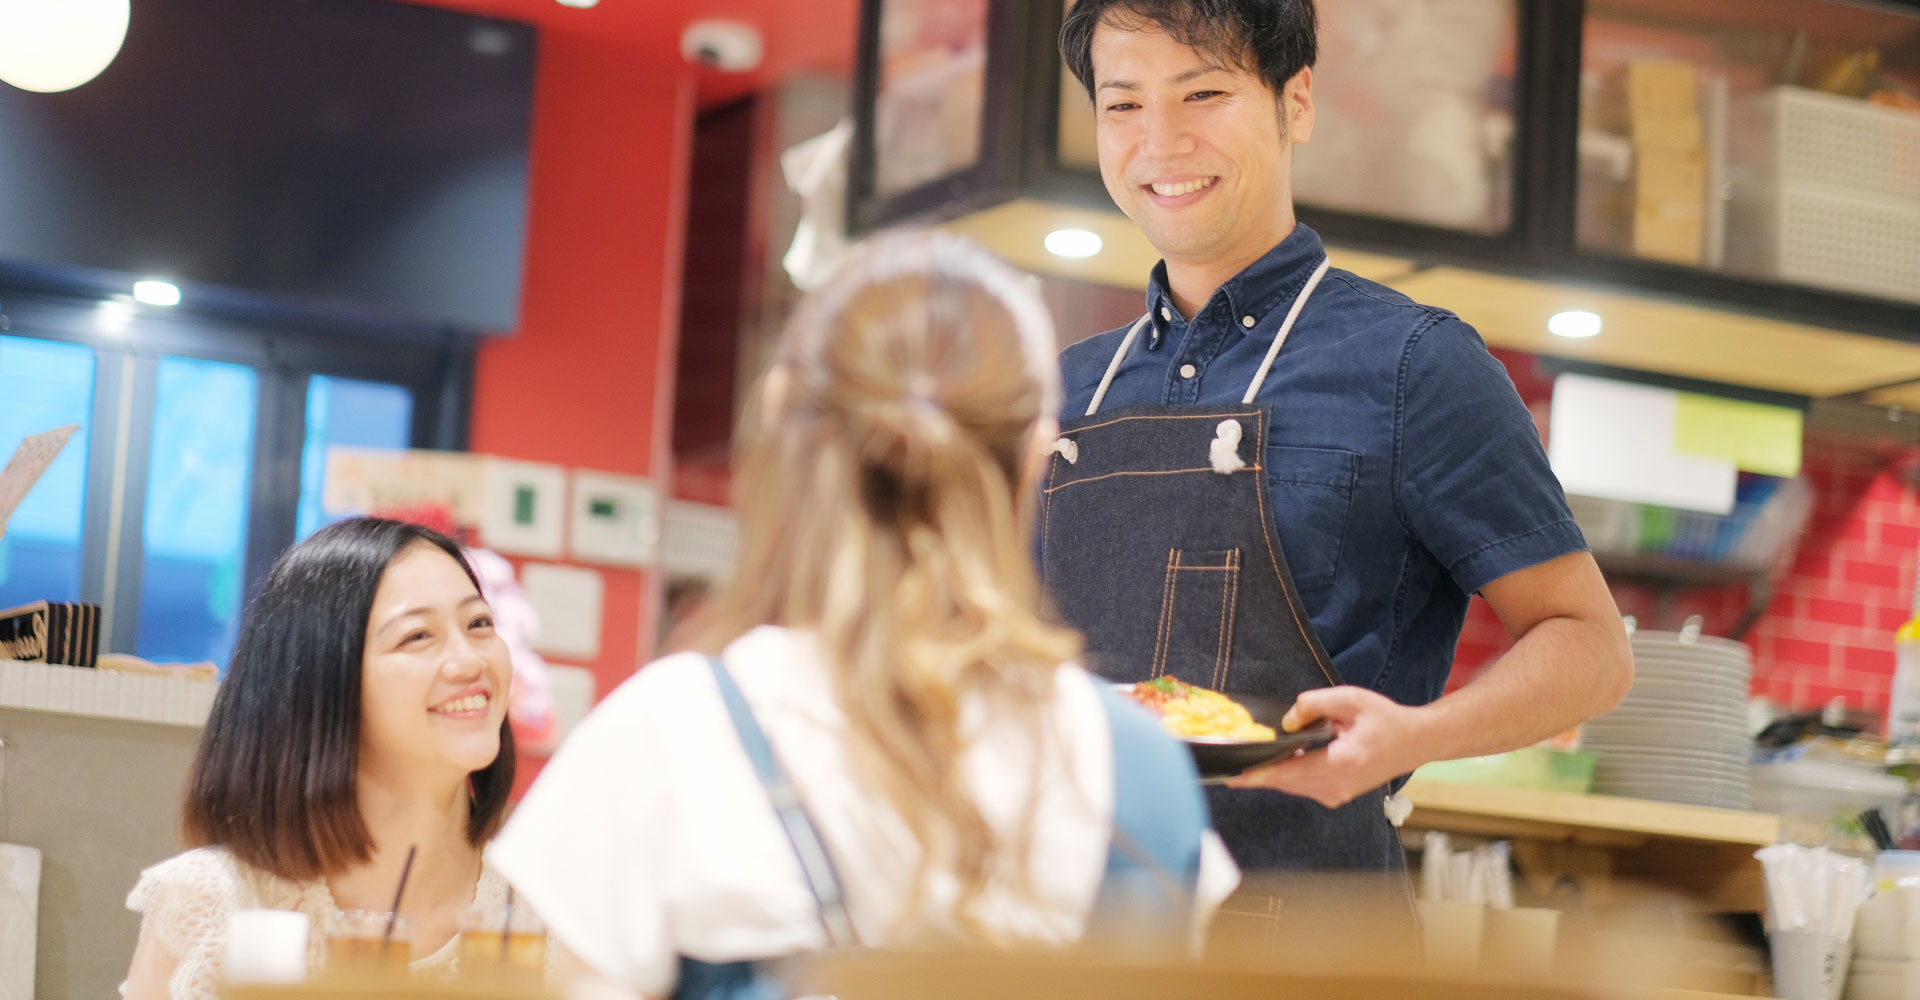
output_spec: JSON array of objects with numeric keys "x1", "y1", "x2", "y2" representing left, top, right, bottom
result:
[
  {"x1": 1120, "y1": 685, "x2": 1336, "y2": 780},
  {"x1": 1188, "y1": 693, "x2": 1336, "y2": 780}
]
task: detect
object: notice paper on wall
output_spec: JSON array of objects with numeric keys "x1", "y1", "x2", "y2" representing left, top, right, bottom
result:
[
  {"x1": 0, "y1": 425, "x2": 78, "y2": 543},
  {"x1": 323, "y1": 447, "x2": 488, "y2": 527},
  {"x1": 1549, "y1": 374, "x2": 1738, "y2": 514},
  {"x1": 1671, "y1": 392, "x2": 1802, "y2": 480}
]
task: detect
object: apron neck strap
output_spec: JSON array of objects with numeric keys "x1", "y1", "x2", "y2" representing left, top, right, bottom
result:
[
  {"x1": 1241, "y1": 256, "x2": 1332, "y2": 404},
  {"x1": 1083, "y1": 257, "x2": 1334, "y2": 417},
  {"x1": 1085, "y1": 313, "x2": 1152, "y2": 417}
]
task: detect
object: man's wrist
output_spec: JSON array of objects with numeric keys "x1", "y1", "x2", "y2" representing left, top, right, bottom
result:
[{"x1": 1400, "y1": 697, "x2": 1455, "y2": 772}]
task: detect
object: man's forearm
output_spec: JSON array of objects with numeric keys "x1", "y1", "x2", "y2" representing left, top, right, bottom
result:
[{"x1": 1408, "y1": 614, "x2": 1632, "y2": 764}]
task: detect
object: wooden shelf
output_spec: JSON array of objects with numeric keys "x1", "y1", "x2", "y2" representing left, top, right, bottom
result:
[
  {"x1": 1589, "y1": 0, "x2": 1920, "y2": 51},
  {"x1": 1403, "y1": 780, "x2": 1779, "y2": 848},
  {"x1": 1403, "y1": 780, "x2": 1778, "y2": 913}
]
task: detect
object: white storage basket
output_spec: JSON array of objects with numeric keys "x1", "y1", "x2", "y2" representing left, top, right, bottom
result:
[
  {"x1": 1738, "y1": 86, "x2": 1920, "y2": 202},
  {"x1": 1727, "y1": 182, "x2": 1920, "y2": 304},
  {"x1": 1725, "y1": 87, "x2": 1920, "y2": 304}
]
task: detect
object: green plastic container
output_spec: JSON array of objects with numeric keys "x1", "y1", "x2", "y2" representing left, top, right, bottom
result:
[{"x1": 1413, "y1": 747, "x2": 1599, "y2": 793}]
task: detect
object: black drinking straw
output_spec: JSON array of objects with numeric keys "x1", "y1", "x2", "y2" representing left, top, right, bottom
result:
[
  {"x1": 501, "y1": 886, "x2": 515, "y2": 955},
  {"x1": 384, "y1": 845, "x2": 418, "y2": 945}
]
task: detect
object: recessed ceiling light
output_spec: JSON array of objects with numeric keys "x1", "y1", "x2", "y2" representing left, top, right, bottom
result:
[
  {"x1": 95, "y1": 299, "x2": 134, "y2": 335},
  {"x1": 1044, "y1": 228, "x2": 1103, "y2": 259},
  {"x1": 0, "y1": 0, "x2": 130, "y2": 93},
  {"x1": 1548, "y1": 310, "x2": 1602, "y2": 339},
  {"x1": 133, "y1": 280, "x2": 180, "y2": 307},
  {"x1": 555, "y1": 0, "x2": 599, "y2": 8}
]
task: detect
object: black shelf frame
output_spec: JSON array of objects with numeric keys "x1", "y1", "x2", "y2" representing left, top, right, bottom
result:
[
  {"x1": 847, "y1": 0, "x2": 1920, "y2": 344},
  {"x1": 1594, "y1": 552, "x2": 1777, "y2": 641}
]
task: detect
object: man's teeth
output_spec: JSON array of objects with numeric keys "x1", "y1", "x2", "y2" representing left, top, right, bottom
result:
[
  {"x1": 1151, "y1": 177, "x2": 1215, "y2": 197},
  {"x1": 434, "y1": 694, "x2": 488, "y2": 714}
]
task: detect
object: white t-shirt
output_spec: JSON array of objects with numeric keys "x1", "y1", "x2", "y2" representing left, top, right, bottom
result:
[{"x1": 489, "y1": 626, "x2": 1238, "y2": 995}]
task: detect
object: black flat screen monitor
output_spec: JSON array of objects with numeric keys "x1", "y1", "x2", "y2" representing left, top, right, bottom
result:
[{"x1": 0, "y1": 0, "x2": 537, "y2": 332}]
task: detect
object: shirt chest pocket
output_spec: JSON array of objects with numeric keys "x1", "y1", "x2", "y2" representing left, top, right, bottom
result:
[{"x1": 1265, "y1": 446, "x2": 1360, "y2": 595}]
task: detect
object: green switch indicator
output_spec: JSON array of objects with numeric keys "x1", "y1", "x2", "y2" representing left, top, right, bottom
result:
[
  {"x1": 513, "y1": 485, "x2": 537, "y2": 526},
  {"x1": 589, "y1": 497, "x2": 619, "y2": 519}
]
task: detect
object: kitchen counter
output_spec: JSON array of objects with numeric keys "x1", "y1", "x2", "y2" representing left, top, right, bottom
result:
[{"x1": 1401, "y1": 779, "x2": 1778, "y2": 913}]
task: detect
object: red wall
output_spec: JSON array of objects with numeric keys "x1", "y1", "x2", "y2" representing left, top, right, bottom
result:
[
  {"x1": 465, "y1": 30, "x2": 696, "y2": 788},
  {"x1": 1451, "y1": 354, "x2": 1920, "y2": 723}
]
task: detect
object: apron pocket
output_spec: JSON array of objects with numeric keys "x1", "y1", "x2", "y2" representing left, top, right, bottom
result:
[{"x1": 1152, "y1": 548, "x2": 1242, "y2": 689}]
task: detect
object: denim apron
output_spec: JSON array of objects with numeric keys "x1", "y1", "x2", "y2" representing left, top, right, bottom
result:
[{"x1": 1040, "y1": 258, "x2": 1402, "y2": 873}]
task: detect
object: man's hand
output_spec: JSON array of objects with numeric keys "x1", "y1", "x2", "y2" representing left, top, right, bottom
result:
[{"x1": 1223, "y1": 685, "x2": 1427, "y2": 807}]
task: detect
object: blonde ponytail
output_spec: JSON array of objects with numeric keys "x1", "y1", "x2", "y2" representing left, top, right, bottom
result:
[{"x1": 701, "y1": 232, "x2": 1080, "y2": 942}]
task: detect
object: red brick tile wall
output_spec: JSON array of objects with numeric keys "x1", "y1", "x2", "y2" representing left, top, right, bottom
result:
[{"x1": 1447, "y1": 352, "x2": 1920, "y2": 723}]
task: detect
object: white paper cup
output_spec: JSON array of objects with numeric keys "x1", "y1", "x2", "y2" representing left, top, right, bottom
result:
[
  {"x1": 1772, "y1": 930, "x2": 1852, "y2": 1000},
  {"x1": 225, "y1": 909, "x2": 310, "y2": 984},
  {"x1": 1416, "y1": 900, "x2": 1486, "y2": 972}
]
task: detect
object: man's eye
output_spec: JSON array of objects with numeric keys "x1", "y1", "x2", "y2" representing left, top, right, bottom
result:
[
  {"x1": 1188, "y1": 90, "x2": 1223, "y2": 101},
  {"x1": 1106, "y1": 101, "x2": 1139, "y2": 113}
]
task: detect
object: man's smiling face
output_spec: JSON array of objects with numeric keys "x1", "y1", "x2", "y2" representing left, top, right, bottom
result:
[{"x1": 1091, "y1": 21, "x2": 1312, "y2": 269}]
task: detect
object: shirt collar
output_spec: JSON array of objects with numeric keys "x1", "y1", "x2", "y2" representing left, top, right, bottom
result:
[{"x1": 1145, "y1": 223, "x2": 1328, "y2": 336}]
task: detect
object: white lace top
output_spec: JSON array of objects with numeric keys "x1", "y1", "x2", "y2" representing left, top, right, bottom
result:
[{"x1": 123, "y1": 846, "x2": 513, "y2": 1000}]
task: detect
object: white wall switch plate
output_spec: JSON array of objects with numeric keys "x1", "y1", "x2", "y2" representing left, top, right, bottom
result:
[
  {"x1": 542, "y1": 664, "x2": 598, "y2": 744},
  {"x1": 519, "y1": 563, "x2": 604, "y2": 661},
  {"x1": 569, "y1": 471, "x2": 661, "y2": 568},
  {"x1": 480, "y1": 459, "x2": 568, "y2": 558}
]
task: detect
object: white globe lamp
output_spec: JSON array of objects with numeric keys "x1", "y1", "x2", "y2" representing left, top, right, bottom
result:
[{"x1": 0, "y1": 0, "x2": 132, "y2": 94}]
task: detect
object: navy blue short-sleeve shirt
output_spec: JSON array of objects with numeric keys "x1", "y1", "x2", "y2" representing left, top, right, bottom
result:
[{"x1": 1056, "y1": 224, "x2": 1587, "y2": 709}]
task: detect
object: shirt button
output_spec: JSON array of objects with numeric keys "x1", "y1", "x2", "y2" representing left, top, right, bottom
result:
[
  {"x1": 1160, "y1": 306, "x2": 1173, "y2": 322},
  {"x1": 1241, "y1": 315, "x2": 1256, "y2": 329},
  {"x1": 1179, "y1": 363, "x2": 1197, "y2": 379}
]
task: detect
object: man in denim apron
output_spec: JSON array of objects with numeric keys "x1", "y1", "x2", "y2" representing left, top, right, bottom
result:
[{"x1": 1043, "y1": 0, "x2": 1635, "y2": 874}]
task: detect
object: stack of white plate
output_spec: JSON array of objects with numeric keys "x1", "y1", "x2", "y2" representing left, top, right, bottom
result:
[{"x1": 1585, "y1": 626, "x2": 1753, "y2": 810}]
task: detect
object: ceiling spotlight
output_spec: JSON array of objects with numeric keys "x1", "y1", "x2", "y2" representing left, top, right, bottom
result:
[
  {"x1": 1044, "y1": 228, "x2": 1103, "y2": 259},
  {"x1": 554, "y1": 0, "x2": 600, "y2": 8},
  {"x1": 1548, "y1": 310, "x2": 1602, "y2": 339},
  {"x1": 0, "y1": 0, "x2": 131, "y2": 93},
  {"x1": 133, "y1": 280, "x2": 181, "y2": 307}
]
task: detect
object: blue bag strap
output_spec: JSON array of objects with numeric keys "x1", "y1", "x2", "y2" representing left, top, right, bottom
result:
[
  {"x1": 1090, "y1": 683, "x2": 1206, "y2": 940},
  {"x1": 707, "y1": 657, "x2": 857, "y2": 948},
  {"x1": 674, "y1": 956, "x2": 784, "y2": 1000}
]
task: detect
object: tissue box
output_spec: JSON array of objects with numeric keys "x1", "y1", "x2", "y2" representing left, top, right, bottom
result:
[
  {"x1": 0, "y1": 601, "x2": 100, "y2": 668},
  {"x1": 1845, "y1": 957, "x2": 1920, "y2": 1000}
]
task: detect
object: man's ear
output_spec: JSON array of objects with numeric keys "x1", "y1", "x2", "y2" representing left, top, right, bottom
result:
[{"x1": 1285, "y1": 66, "x2": 1315, "y2": 145}]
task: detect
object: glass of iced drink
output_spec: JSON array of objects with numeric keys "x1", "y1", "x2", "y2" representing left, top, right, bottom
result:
[
  {"x1": 457, "y1": 900, "x2": 547, "y2": 976},
  {"x1": 323, "y1": 909, "x2": 411, "y2": 976}
]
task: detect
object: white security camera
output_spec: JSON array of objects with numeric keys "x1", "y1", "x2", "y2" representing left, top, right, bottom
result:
[{"x1": 680, "y1": 20, "x2": 763, "y2": 72}]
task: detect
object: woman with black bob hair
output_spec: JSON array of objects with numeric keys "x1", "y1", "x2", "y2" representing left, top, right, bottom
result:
[{"x1": 122, "y1": 517, "x2": 519, "y2": 999}]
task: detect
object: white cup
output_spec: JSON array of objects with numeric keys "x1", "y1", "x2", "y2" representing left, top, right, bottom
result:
[
  {"x1": 225, "y1": 909, "x2": 310, "y2": 984},
  {"x1": 1482, "y1": 906, "x2": 1560, "y2": 977}
]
